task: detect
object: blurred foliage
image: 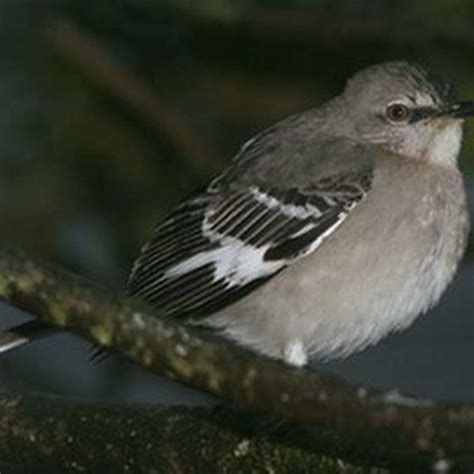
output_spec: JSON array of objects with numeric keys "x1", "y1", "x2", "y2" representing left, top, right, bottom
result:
[{"x1": 0, "y1": 0, "x2": 473, "y2": 287}]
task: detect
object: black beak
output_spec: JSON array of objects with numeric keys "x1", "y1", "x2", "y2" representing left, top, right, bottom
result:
[{"x1": 444, "y1": 101, "x2": 474, "y2": 118}]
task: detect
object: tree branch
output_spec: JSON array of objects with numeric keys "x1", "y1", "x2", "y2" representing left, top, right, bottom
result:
[
  {"x1": 0, "y1": 247, "x2": 472, "y2": 472},
  {"x1": 0, "y1": 390, "x2": 378, "y2": 473},
  {"x1": 44, "y1": 19, "x2": 224, "y2": 175}
]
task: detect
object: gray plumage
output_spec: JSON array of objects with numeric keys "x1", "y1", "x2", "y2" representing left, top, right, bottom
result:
[
  {"x1": 207, "y1": 154, "x2": 467, "y2": 364},
  {"x1": 1, "y1": 61, "x2": 471, "y2": 366},
  {"x1": 127, "y1": 61, "x2": 470, "y2": 366}
]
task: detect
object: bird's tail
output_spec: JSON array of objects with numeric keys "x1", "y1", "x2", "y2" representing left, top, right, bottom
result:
[{"x1": 0, "y1": 320, "x2": 57, "y2": 354}]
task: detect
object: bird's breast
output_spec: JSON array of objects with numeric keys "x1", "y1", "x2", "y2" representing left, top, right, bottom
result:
[
  {"x1": 206, "y1": 156, "x2": 469, "y2": 361},
  {"x1": 296, "y1": 156, "x2": 470, "y2": 357}
]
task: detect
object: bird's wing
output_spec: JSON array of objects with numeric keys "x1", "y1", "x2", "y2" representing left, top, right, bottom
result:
[{"x1": 127, "y1": 168, "x2": 372, "y2": 319}]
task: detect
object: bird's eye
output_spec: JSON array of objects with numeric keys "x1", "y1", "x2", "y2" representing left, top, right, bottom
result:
[{"x1": 386, "y1": 103, "x2": 411, "y2": 123}]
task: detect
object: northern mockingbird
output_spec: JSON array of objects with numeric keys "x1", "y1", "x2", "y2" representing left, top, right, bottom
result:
[{"x1": 1, "y1": 61, "x2": 472, "y2": 366}]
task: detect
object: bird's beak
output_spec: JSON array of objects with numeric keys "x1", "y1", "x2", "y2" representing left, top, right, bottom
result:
[{"x1": 443, "y1": 101, "x2": 474, "y2": 118}]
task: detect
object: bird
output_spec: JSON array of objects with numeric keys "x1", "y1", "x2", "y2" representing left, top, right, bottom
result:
[{"x1": 0, "y1": 61, "x2": 471, "y2": 366}]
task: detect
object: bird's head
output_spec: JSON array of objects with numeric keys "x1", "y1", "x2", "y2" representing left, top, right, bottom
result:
[{"x1": 339, "y1": 61, "x2": 474, "y2": 166}]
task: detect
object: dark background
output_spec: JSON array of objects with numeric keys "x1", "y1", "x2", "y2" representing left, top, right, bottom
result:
[{"x1": 0, "y1": 0, "x2": 472, "y2": 417}]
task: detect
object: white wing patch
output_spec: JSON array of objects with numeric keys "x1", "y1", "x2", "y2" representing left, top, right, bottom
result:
[
  {"x1": 128, "y1": 172, "x2": 371, "y2": 318},
  {"x1": 164, "y1": 195, "x2": 355, "y2": 289},
  {"x1": 164, "y1": 235, "x2": 285, "y2": 288}
]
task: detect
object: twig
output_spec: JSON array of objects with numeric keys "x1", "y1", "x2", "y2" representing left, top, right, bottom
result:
[{"x1": 44, "y1": 19, "x2": 223, "y2": 175}]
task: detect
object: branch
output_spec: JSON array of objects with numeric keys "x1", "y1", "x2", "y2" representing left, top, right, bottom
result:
[
  {"x1": 0, "y1": 390, "x2": 372, "y2": 473},
  {"x1": 44, "y1": 19, "x2": 224, "y2": 175},
  {"x1": 0, "y1": 247, "x2": 473, "y2": 472}
]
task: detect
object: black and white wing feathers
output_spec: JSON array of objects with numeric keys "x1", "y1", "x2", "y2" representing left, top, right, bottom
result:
[{"x1": 127, "y1": 170, "x2": 372, "y2": 319}]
